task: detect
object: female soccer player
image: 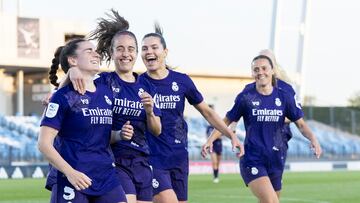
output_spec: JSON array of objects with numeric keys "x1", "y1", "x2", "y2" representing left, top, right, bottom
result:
[
  {"x1": 38, "y1": 38, "x2": 129, "y2": 203},
  {"x1": 139, "y1": 24, "x2": 244, "y2": 203},
  {"x1": 205, "y1": 104, "x2": 223, "y2": 183},
  {"x1": 66, "y1": 10, "x2": 161, "y2": 203},
  {"x1": 202, "y1": 55, "x2": 322, "y2": 203}
]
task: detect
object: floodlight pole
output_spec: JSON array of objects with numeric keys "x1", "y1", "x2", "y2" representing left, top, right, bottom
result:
[{"x1": 270, "y1": 0, "x2": 311, "y2": 103}]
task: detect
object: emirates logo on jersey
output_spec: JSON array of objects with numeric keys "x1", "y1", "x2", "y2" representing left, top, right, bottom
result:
[{"x1": 172, "y1": 82, "x2": 179, "y2": 92}]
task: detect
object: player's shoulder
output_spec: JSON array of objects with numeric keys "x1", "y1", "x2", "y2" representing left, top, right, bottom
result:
[
  {"x1": 243, "y1": 82, "x2": 256, "y2": 92},
  {"x1": 169, "y1": 69, "x2": 190, "y2": 80},
  {"x1": 55, "y1": 84, "x2": 72, "y2": 96},
  {"x1": 276, "y1": 79, "x2": 295, "y2": 94}
]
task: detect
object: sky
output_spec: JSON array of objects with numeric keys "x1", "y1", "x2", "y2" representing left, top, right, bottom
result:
[{"x1": 2, "y1": 0, "x2": 360, "y2": 106}]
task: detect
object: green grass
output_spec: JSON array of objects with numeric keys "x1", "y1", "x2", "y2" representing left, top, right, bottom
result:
[
  {"x1": 0, "y1": 171, "x2": 359, "y2": 203},
  {"x1": 189, "y1": 171, "x2": 360, "y2": 203}
]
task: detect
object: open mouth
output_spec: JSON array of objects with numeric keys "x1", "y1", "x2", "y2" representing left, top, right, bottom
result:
[
  {"x1": 120, "y1": 59, "x2": 131, "y2": 63},
  {"x1": 90, "y1": 60, "x2": 99, "y2": 65},
  {"x1": 145, "y1": 55, "x2": 157, "y2": 63}
]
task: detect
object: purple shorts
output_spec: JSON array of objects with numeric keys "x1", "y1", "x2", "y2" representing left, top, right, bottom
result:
[
  {"x1": 116, "y1": 154, "x2": 153, "y2": 201},
  {"x1": 152, "y1": 167, "x2": 189, "y2": 201},
  {"x1": 212, "y1": 139, "x2": 222, "y2": 155},
  {"x1": 52, "y1": 176, "x2": 126, "y2": 203},
  {"x1": 45, "y1": 166, "x2": 57, "y2": 191},
  {"x1": 239, "y1": 151, "x2": 286, "y2": 191}
]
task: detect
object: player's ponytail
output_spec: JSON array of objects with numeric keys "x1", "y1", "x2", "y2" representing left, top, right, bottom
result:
[
  {"x1": 88, "y1": 9, "x2": 137, "y2": 65},
  {"x1": 49, "y1": 46, "x2": 63, "y2": 87},
  {"x1": 49, "y1": 38, "x2": 85, "y2": 87}
]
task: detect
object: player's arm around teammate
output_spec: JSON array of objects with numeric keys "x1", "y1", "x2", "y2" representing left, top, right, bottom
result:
[{"x1": 38, "y1": 39, "x2": 127, "y2": 203}]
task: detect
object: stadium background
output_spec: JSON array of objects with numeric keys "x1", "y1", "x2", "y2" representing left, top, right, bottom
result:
[{"x1": 0, "y1": 0, "x2": 360, "y2": 202}]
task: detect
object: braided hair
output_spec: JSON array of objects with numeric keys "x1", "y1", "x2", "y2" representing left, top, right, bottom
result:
[{"x1": 49, "y1": 38, "x2": 85, "y2": 87}]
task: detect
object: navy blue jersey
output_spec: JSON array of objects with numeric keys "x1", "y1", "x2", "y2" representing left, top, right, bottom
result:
[
  {"x1": 226, "y1": 85, "x2": 303, "y2": 153},
  {"x1": 244, "y1": 79, "x2": 296, "y2": 143},
  {"x1": 40, "y1": 83, "x2": 119, "y2": 196},
  {"x1": 140, "y1": 69, "x2": 204, "y2": 169},
  {"x1": 96, "y1": 72, "x2": 161, "y2": 155}
]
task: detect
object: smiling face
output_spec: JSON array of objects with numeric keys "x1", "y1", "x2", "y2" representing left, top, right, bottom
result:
[
  {"x1": 251, "y1": 58, "x2": 274, "y2": 87},
  {"x1": 141, "y1": 36, "x2": 168, "y2": 72},
  {"x1": 111, "y1": 34, "x2": 138, "y2": 73},
  {"x1": 68, "y1": 41, "x2": 100, "y2": 74}
]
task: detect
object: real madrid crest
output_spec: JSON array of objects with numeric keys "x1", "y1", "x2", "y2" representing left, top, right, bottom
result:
[
  {"x1": 138, "y1": 88, "x2": 145, "y2": 97},
  {"x1": 275, "y1": 98, "x2": 281, "y2": 106},
  {"x1": 172, "y1": 82, "x2": 179, "y2": 92},
  {"x1": 104, "y1": 95, "x2": 112, "y2": 105}
]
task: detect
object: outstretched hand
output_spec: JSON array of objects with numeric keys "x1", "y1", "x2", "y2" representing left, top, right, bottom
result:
[
  {"x1": 310, "y1": 140, "x2": 322, "y2": 159},
  {"x1": 201, "y1": 141, "x2": 213, "y2": 158}
]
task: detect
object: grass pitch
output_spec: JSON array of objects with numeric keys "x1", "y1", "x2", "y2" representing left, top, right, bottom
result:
[{"x1": 0, "y1": 171, "x2": 359, "y2": 203}]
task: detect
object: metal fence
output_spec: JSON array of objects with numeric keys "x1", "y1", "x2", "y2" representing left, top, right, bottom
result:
[{"x1": 303, "y1": 106, "x2": 360, "y2": 136}]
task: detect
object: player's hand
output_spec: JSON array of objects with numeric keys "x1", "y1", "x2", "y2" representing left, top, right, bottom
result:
[
  {"x1": 310, "y1": 140, "x2": 322, "y2": 159},
  {"x1": 231, "y1": 137, "x2": 244, "y2": 158},
  {"x1": 41, "y1": 92, "x2": 53, "y2": 106},
  {"x1": 201, "y1": 141, "x2": 213, "y2": 158},
  {"x1": 121, "y1": 121, "x2": 134, "y2": 140},
  {"x1": 140, "y1": 91, "x2": 154, "y2": 115},
  {"x1": 65, "y1": 169, "x2": 92, "y2": 191},
  {"x1": 69, "y1": 67, "x2": 86, "y2": 95}
]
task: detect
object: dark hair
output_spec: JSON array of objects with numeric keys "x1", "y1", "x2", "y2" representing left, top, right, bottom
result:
[
  {"x1": 252, "y1": 54, "x2": 277, "y2": 86},
  {"x1": 252, "y1": 55, "x2": 274, "y2": 69},
  {"x1": 88, "y1": 9, "x2": 137, "y2": 65},
  {"x1": 142, "y1": 22, "x2": 173, "y2": 69},
  {"x1": 49, "y1": 38, "x2": 86, "y2": 87},
  {"x1": 143, "y1": 22, "x2": 167, "y2": 49}
]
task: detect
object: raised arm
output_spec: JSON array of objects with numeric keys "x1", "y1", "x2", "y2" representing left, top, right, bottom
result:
[
  {"x1": 141, "y1": 92, "x2": 162, "y2": 136},
  {"x1": 59, "y1": 67, "x2": 86, "y2": 94}
]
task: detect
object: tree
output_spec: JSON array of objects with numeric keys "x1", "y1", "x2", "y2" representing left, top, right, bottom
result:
[{"x1": 348, "y1": 91, "x2": 360, "y2": 109}]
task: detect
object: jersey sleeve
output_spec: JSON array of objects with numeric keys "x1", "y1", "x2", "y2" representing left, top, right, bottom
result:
[
  {"x1": 278, "y1": 79, "x2": 296, "y2": 95},
  {"x1": 40, "y1": 91, "x2": 69, "y2": 130},
  {"x1": 94, "y1": 72, "x2": 111, "y2": 86},
  {"x1": 226, "y1": 93, "x2": 244, "y2": 122},
  {"x1": 284, "y1": 91, "x2": 304, "y2": 122},
  {"x1": 243, "y1": 82, "x2": 255, "y2": 92},
  {"x1": 184, "y1": 75, "x2": 203, "y2": 105}
]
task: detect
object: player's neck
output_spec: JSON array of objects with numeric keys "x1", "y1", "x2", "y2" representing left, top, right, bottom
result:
[
  {"x1": 256, "y1": 84, "x2": 273, "y2": 95},
  {"x1": 116, "y1": 70, "x2": 135, "y2": 83},
  {"x1": 81, "y1": 73, "x2": 96, "y2": 92},
  {"x1": 147, "y1": 67, "x2": 169, "y2": 80}
]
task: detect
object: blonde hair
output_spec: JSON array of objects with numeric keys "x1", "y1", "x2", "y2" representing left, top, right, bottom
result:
[{"x1": 258, "y1": 49, "x2": 292, "y2": 84}]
